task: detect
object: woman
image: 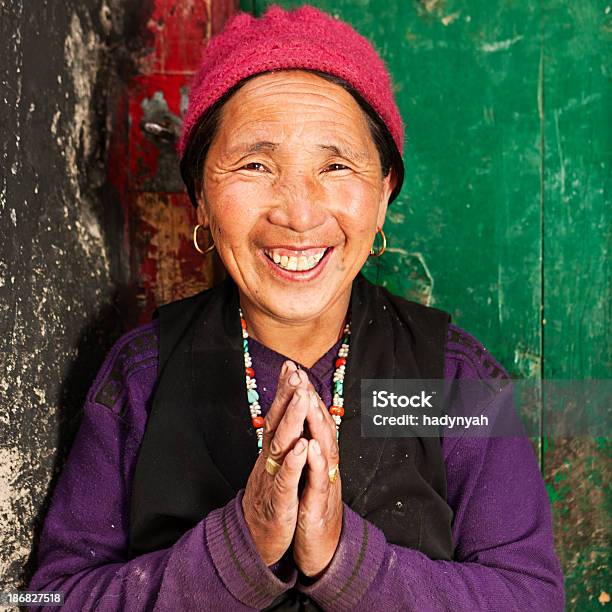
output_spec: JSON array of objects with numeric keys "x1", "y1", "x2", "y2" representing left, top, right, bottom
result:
[{"x1": 29, "y1": 5, "x2": 564, "y2": 610}]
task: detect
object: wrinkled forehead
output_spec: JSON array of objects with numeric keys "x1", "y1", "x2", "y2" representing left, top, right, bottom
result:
[{"x1": 214, "y1": 70, "x2": 374, "y2": 150}]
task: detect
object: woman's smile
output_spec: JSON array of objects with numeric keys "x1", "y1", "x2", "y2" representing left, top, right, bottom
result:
[{"x1": 259, "y1": 245, "x2": 334, "y2": 282}]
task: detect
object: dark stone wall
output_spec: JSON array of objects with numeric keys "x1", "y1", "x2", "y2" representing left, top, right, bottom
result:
[{"x1": 0, "y1": 0, "x2": 147, "y2": 590}]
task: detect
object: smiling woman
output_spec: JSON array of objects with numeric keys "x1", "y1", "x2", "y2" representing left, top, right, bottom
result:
[{"x1": 28, "y1": 5, "x2": 564, "y2": 612}]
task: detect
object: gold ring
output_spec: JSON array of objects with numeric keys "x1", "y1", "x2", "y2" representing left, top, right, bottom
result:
[
  {"x1": 265, "y1": 456, "x2": 282, "y2": 477},
  {"x1": 328, "y1": 464, "x2": 340, "y2": 484}
]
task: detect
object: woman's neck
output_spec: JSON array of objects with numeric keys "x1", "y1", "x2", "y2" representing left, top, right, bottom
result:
[{"x1": 238, "y1": 290, "x2": 350, "y2": 369}]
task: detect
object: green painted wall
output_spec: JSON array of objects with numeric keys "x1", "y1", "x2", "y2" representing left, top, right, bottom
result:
[{"x1": 244, "y1": 1, "x2": 611, "y2": 608}]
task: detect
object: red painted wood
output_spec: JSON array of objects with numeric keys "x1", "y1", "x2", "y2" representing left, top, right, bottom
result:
[
  {"x1": 107, "y1": 0, "x2": 240, "y2": 325},
  {"x1": 144, "y1": 0, "x2": 211, "y2": 74},
  {"x1": 127, "y1": 73, "x2": 185, "y2": 191},
  {"x1": 212, "y1": 0, "x2": 240, "y2": 35}
]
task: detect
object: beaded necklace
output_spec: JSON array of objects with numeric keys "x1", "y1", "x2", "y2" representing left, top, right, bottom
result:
[{"x1": 239, "y1": 307, "x2": 351, "y2": 454}]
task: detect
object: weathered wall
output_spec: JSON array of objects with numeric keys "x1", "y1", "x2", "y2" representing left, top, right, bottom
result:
[{"x1": 0, "y1": 0, "x2": 149, "y2": 590}]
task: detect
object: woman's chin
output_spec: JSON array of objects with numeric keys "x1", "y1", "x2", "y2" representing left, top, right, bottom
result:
[
  {"x1": 261, "y1": 299, "x2": 334, "y2": 324},
  {"x1": 244, "y1": 277, "x2": 344, "y2": 323},
  {"x1": 236, "y1": 248, "x2": 356, "y2": 320}
]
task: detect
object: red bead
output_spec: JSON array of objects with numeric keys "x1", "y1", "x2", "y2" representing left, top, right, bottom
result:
[
  {"x1": 335, "y1": 357, "x2": 346, "y2": 367},
  {"x1": 240, "y1": 318, "x2": 247, "y2": 329},
  {"x1": 330, "y1": 405, "x2": 344, "y2": 417},
  {"x1": 252, "y1": 416, "x2": 265, "y2": 428},
  {"x1": 245, "y1": 367, "x2": 255, "y2": 378}
]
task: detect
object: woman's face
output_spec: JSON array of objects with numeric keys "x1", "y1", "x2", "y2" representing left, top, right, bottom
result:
[{"x1": 198, "y1": 70, "x2": 396, "y2": 323}]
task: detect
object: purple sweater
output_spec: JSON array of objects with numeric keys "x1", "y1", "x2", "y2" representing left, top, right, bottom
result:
[{"x1": 28, "y1": 320, "x2": 564, "y2": 611}]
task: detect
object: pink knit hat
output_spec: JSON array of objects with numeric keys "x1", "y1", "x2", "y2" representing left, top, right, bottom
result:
[{"x1": 178, "y1": 5, "x2": 405, "y2": 163}]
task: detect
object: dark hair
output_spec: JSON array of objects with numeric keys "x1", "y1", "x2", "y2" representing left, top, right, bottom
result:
[{"x1": 179, "y1": 69, "x2": 404, "y2": 206}]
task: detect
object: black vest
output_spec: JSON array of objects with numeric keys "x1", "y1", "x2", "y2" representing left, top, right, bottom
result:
[{"x1": 128, "y1": 272, "x2": 454, "y2": 610}]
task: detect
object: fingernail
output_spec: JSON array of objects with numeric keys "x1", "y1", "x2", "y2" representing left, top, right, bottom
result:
[
  {"x1": 294, "y1": 440, "x2": 306, "y2": 455},
  {"x1": 285, "y1": 361, "x2": 297, "y2": 375},
  {"x1": 289, "y1": 371, "x2": 301, "y2": 386},
  {"x1": 312, "y1": 439, "x2": 322, "y2": 455}
]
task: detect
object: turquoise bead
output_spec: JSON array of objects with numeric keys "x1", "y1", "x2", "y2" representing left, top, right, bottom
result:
[
  {"x1": 334, "y1": 381, "x2": 343, "y2": 394},
  {"x1": 257, "y1": 438, "x2": 263, "y2": 448},
  {"x1": 247, "y1": 389, "x2": 259, "y2": 403},
  {"x1": 243, "y1": 339, "x2": 248, "y2": 351}
]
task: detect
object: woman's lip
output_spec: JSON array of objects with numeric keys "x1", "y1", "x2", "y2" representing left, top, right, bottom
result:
[
  {"x1": 259, "y1": 247, "x2": 333, "y2": 282},
  {"x1": 261, "y1": 245, "x2": 329, "y2": 257}
]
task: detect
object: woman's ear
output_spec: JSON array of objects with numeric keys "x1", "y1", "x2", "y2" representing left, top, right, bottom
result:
[
  {"x1": 195, "y1": 191, "x2": 210, "y2": 228},
  {"x1": 377, "y1": 167, "x2": 398, "y2": 228}
]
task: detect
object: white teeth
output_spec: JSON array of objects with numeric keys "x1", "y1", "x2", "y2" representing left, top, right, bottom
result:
[{"x1": 264, "y1": 248, "x2": 328, "y2": 272}]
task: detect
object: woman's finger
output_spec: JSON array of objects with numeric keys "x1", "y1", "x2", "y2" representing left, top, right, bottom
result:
[
  {"x1": 271, "y1": 437, "x2": 309, "y2": 513},
  {"x1": 266, "y1": 387, "x2": 309, "y2": 466},
  {"x1": 316, "y1": 392, "x2": 338, "y2": 429},
  {"x1": 300, "y1": 439, "x2": 331, "y2": 517},
  {"x1": 303, "y1": 388, "x2": 339, "y2": 470},
  {"x1": 262, "y1": 364, "x2": 307, "y2": 456}
]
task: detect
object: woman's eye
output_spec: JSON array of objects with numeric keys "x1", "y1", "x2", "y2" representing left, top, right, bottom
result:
[
  {"x1": 325, "y1": 163, "x2": 350, "y2": 172},
  {"x1": 241, "y1": 162, "x2": 268, "y2": 172}
]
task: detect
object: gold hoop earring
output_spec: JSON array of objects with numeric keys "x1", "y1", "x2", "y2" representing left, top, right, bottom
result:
[
  {"x1": 369, "y1": 226, "x2": 386, "y2": 257},
  {"x1": 193, "y1": 224, "x2": 215, "y2": 254}
]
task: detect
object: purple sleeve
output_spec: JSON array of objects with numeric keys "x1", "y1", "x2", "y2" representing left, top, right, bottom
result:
[
  {"x1": 27, "y1": 331, "x2": 296, "y2": 611},
  {"x1": 296, "y1": 432, "x2": 564, "y2": 611}
]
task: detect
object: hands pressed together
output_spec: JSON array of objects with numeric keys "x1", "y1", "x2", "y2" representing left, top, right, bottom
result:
[{"x1": 242, "y1": 361, "x2": 343, "y2": 578}]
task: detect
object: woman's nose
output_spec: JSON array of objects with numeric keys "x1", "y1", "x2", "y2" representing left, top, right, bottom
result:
[{"x1": 267, "y1": 172, "x2": 328, "y2": 233}]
